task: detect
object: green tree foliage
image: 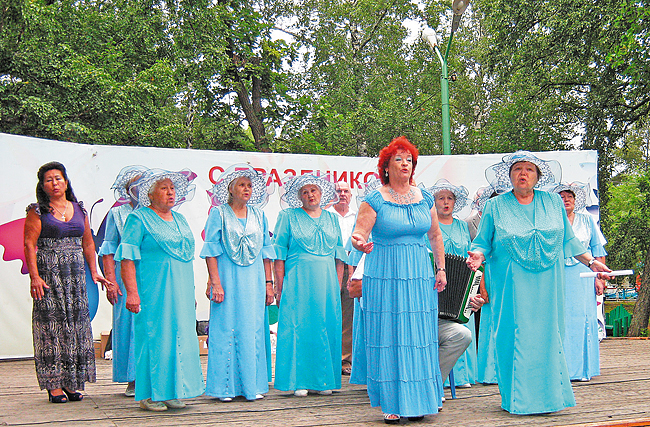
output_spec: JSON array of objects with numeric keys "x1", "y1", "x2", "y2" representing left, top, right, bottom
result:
[
  {"x1": 474, "y1": 0, "x2": 649, "y2": 186},
  {"x1": 270, "y1": 0, "x2": 452, "y2": 156},
  {"x1": 607, "y1": 166, "x2": 650, "y2": 336},
  {"x1": 0, "y1": 0, "x2": 180, "y2": 146},
  {"x1": 0, "y1": 0, "x2": 298, "y2": 151}
]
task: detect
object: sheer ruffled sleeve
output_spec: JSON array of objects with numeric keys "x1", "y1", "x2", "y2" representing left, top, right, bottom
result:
[
  {"x1": 421, "y1": 188, "x2": 435, "y2": 209},
  {"x1": 114, "y1": 213, "x2": 144, "y2": 261},
  {"x1": 25, "y1": 203, "x2": 41, "y2": 216},
  {"x1": 200, "y1": 207, "x2": 225, "y2": 259},
  {"x1": 364, "y1": 190, "x2": 383, "y2": 213}
]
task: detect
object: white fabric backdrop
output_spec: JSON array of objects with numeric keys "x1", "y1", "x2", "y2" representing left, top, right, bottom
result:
[{"x1": 0, "y1": 132, "x2": 599, "y2": 358}]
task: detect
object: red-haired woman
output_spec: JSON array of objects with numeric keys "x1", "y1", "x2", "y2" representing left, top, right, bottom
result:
[{"x1": 351, "y1": 136, "x2": 447, "y2": 424}]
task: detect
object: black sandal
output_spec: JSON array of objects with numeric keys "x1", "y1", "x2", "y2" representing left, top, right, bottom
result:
[
  {"x1": 383, "y1": 413, "x2": 400, "y2": 424},
  {"x1": 408, "y1": 416, "x2": 424, "y2": 421},
  {"x1": 48, "y1": 390, "x2": 68, "y2": 403},
  {"x1": 62, "y1": 388, "x2": 83, "y2": 402}
]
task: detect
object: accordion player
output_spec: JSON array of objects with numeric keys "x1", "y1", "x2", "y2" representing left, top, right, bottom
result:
[{"x1": 432, "y1": 253, "x2": 484, "y2": 323}]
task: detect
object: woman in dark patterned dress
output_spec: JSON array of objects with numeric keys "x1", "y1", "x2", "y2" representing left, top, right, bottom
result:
[{"x1": 24, "y1": 162, "x2": 115, "y2": 403}]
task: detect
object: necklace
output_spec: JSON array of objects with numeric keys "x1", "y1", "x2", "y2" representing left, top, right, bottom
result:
[
  {"x1": 51, "y1": 202, "x2": 69, "y2": 221},
  {"x1": 388, "y1": 186, "x2": 415, "y2": 204}
]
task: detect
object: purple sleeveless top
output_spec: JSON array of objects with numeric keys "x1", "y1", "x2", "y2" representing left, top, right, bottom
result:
[{"x1": 37, "y1": 202, "x2": 86, "y2": 238}]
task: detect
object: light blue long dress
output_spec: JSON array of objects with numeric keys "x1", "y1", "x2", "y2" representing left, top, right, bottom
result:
[
  {"x1": 439, "y1": 219, "x2": 478, "y2": 386},
  {"x1": 476, "y1": 259, "x2": 498, "y2": 384},
  {"x1": 273, "y1": 208, "x2": 347, "y2": 392},
  {"x1": 361, "y1": 189, "x2": 444, "y2": 417},
  {"x1": 200, "y1": 204, "x2": 275, "y2": 399},
  {"x1": 348, "y1": 248, "x2": 367, "y2": 386},
  {"x1": 115, "y1": 207, "x2": 205, "y2": 402},
  {"x1": 98, "y1": 204, "x2": 136, "y2": 383},
  {"x1": 471, "y1": 190, "x2": 586, "y2": 414},
  {"x1": 564, "y1": 212, "x2": 606, "y2": 380}
]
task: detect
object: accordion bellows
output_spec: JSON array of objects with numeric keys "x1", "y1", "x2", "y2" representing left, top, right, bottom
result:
[{"x1": 433, "y1": 253, "x2": 483, "y2": 323}]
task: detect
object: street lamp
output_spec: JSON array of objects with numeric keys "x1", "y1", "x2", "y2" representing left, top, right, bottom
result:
[{"x1": 421, "y1": 0, "x2": 470, "y2": 155}]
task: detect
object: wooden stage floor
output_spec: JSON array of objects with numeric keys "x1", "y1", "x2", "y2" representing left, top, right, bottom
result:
[{"x1": 2, "y1": 338, "x2": 650, "y2": 427}]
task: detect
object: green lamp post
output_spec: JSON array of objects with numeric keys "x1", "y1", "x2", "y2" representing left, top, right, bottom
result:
[{"x1": 421, "y1": 0, "x2": 470, "y2": 155}]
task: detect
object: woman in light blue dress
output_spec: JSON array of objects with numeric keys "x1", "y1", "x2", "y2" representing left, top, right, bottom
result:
[
  {"x1": 116, "y1": 169, "x2": 205, "y2": 412},
  {"x1": 429, "y1": 179, "x2": 478, "y2": 387},
  {"x1": 351, "y1": 137, "x2": 447, "y2": 424},
  {"x1": 201, "y1": 165, "x2": 275, "y2": 401},
  {"x1": 99, "y1": 165, "x2": 148, "y2": 397},
  {"x1": 467, "y1": 151, "x2": 612, "y2": 414},
  {"x1": 554, "y1": 183, "x2": 607, "y2": 381},
  {"x1": 273, "y1": 173, "x2": 347, "y2": 397}
]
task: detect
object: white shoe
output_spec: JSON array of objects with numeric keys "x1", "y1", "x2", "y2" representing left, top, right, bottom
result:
[
  {"x1": 140, "y1": 398, "x2": 167, "y2": 412},
  {"x1": 247, "y1": 394, "x2": 264, "y2": 401},
  {"x1": 457, "y1": 383, "x2": 472, "y2": 388},
  {"x1": 294, "y1": 389, "x2": 308, "y2": 397},
  {"x1": 219, "y1": 397, "x2": 233, "y2": 402},
  {"x1": 163, "y1": 399, "x2": 186, "y2": 409},
  {"x1": 317, "y1": 390, "x2": 332, "y2": 395},
  {"x1": 124, "y1": 383, "x2": 135, "y2": 397}
]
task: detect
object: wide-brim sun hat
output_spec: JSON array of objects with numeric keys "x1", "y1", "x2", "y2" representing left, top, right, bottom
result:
[
  {"x1": 357, "y1": 175, "x2": 383, "y2": 203},
  {"x1": 208, "y1": 164, "x2": 270, "y2": 208},
  {"x1": 427, "y1": 179, "x2": 469, "y2": 213},
  {"x1": 471, "y1": 181, "x2": 513, "y2": 212},
  {"x1": 281, "y1": 172, "x2": 338, "y2": 209},
  {"x1": 129, "y1": 168, "x2": 197, "y2": 208},
  {"x1": 552, "y1": 182, "x2": 588, "y2": 212},
  {"x1": 110, "y1": 165, "x2": 150, "y2": 202},
  {"x1": 485, "y1": 150, "x2": 562, "y2": 189}
]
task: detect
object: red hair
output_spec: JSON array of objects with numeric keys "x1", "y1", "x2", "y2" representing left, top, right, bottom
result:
[{"x1": 377, "y1": 136, "x2": 419, "y2": 185}]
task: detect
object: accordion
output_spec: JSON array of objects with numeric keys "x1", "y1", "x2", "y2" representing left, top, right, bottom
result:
[{"x1": 431, "y1": 253, "x2": 484, "y2": 323}]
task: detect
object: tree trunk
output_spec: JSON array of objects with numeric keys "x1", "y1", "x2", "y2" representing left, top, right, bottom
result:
[
  {"x1": 233, "y1": 78, "x2": 267, "y2": 150},
  {"x1": 628, "y1": 245, "x2": 650, "y2": 336}
]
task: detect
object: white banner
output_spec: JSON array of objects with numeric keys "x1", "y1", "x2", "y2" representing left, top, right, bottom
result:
[{"x1": 0, "y1": 132, "x2": 599, "y2": 358}]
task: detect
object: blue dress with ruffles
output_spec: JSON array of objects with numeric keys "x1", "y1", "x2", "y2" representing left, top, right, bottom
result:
[
  {"x1": 471, "y1": 190, "x2": 586, "y2": 414},
  {"x1": 115, "y1": 207, "x2": 205, "y2": 402},
  {"x1": 564, "y1": 212, "x2": 606, "y2": 380},
  {"x1": 273, "y1": 208, "x2": 348, "y2": 392},
  {"x1": 360, "y1": 189, "x2": 444, "y2": 417},
  {"x1": 98, "y1": 204, "x2": 136, "y2": 383},
  {"x1": 200, "y1": 204, "x2": 275, "y2": 399}
]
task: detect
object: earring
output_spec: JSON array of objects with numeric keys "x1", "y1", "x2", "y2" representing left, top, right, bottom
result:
[{"x1": 385, "y1": 171, "x2": 388, "y2": 177}]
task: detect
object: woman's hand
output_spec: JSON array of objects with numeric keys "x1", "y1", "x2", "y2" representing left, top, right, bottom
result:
[
  {"x1": 206, "y1": 279, "x2": 224, "y2": 303},
  {"x1": 351, "y1": 233, "x2": 374, "y2": 254},
  {"x1": 595, "y1": 278, "x2": 606, "y2": 296},
  {"x1": 94, "y1": 274, "x2": 119, "y2": 304},
  {"x1": 589, "y1": 259, "x2": 613, "y2": 281},
  {"x1": 126, "y1": 293, "x2": 140, "y2": 313},
  {"x1": 29, "y1": 276, "x2": 49, "y2": 300},
  {"x1": 274, "y1": 290, "x2": 282, "y2": 307},
  {"x1": 434, "y1": 270, "x2": 447, "y2": 292},
  {"x1": 105, "y1": 281, "x2": 121, "y2": 305},
  {"x1": 103, "y1": 271, "x2": 121, "y2": 305},
  {"x1": 466, "y1": 250, "x2": 485, "y2": 272},
  {"x1": 265, "y1": 283, "x2": 274, "y2": 306},
  {"x1": 348, "y1": 278, "x2": 363, "y2": 299}
]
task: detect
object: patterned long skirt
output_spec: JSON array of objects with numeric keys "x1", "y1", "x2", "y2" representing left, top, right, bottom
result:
[{"x1": 32, "y1": 237, "x2": 96, "y2": 391}]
